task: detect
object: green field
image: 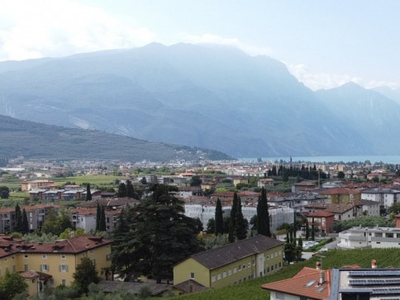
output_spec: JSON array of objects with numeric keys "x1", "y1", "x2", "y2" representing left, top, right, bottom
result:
[{"x1": 172, "y1": 248, "x2": 400, "y2": 300}]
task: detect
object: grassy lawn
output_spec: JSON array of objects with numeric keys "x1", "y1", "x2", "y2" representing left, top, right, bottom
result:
[{"x1": 171, "y1": 248, "x2": 400, "y2": 300}]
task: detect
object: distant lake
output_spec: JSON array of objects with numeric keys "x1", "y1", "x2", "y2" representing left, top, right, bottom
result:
[{"x1": 240, "y1": 155, "x2": 400, "y2": 164}]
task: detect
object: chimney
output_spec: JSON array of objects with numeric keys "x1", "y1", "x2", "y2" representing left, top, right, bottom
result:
[
  {"x1": 316, "y1": 262, "x2": 321, "y2": 270},
  {"x1": 319, "y1": 271, "x2": 325, "y2": 285},
  {"x1": 371, "y1": 259, "x2": 377, "y2": 268}
]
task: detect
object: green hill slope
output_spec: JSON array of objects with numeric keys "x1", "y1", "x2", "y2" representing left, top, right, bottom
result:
[{"x1": 0, "y1": 115, "x2": 232, "y2": 162}]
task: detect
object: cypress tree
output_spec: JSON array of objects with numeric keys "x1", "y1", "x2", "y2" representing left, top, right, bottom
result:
[
  {"x1": 215, "y1": 198, "x2": 223, "y2": 236},
  {"x1": 22, "y1": 209, "x2": 29, "y2": 234},
  {"x1": 86, "y1": 184, "x2": 92, "y2": 201},
  {"x1": 311, "y1": 218, "x2": 315, "y2": 241},
  {"x1": 118, "y1": 183, "x2": 127, "y2": 197},
  {"x1": 96, "y1": 203, "x2": 101, "y2": 231},
  {"x1": 234, "y1": 197, "x2": 247, "y2": 240},
  {"x1": 257, "y1": 187, "x2": 271, "y2": 237},
  {"x1": 126, "y1": 180, "x2": 135, "y2": 198},
  {"x1": 228, "y1": 192, "x2": 238, "y2": 243},
  {"x1": 99, "y1": 206, "x2": 106, "y2": 232},
  {"x1": 14, "y1": 204, "x2": 22, "y2": 233},
  {"x1": 306, "y1": 222, "x2": 310, "y2": 240}
]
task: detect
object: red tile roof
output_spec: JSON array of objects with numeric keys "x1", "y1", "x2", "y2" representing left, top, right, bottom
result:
[
  {"x1": 262, "y1": 267, "x2": 331, "y2": 300},
  {"x1": 307, "y1": 211, "x2": 335, "y2": 217}
]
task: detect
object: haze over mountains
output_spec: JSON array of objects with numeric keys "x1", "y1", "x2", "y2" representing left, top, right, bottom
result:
[{"x1": 0, "y1": 43, "x2": 399, "y2": 158}]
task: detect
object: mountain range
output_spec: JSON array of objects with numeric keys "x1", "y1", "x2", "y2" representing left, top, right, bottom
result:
[{"x1": 0, "y1": 43, "x2": 399, "y2": 158}]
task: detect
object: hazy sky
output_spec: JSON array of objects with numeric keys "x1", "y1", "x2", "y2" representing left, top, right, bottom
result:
[{"x1": 0, "y1": 0, "x2": 399, "y2": 90}]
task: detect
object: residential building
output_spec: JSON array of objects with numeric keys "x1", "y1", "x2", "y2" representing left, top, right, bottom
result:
[
  {"x1": 257, "y1": 178, "x2": 274, "y2": 188},
  {"x1": 0, "y1": 204, "x2": 61, "y2": 233},
  {"x1": 361, "y1": 188, "x2": 400, "y2": 208},
  {"x1": 338, "y1": 226, "x2": 400, "y2": 249},
  {"x1": 328, "y1": 266, "x2": 400, "y2": 300},
  {"x1": 21, "y1": 180, "x2": 58, "y2": 191},
  {"x1": 319, "y1": 188, "x2": 362, "y2": 204},
  {"x1": 177, "y1": 187, "x2": 203, "y2": 198},
  {"x1": 0, "y1": 235, "x2": 112, "y2": 297},
  {"x1": 359, "y1": 200, "x2": 380, "y2": 216},
  {"x1": 184, "y1": 204, "x2": 294, "y2": 232},
  {"x1": 173, "y1": 235, "x2": 284, "y2": 289},
  {"x1": 307, "y1": 211, "x2": 335, "y2": 233},
  {"x1": 233, "y1": 177, "x2": 248, "y2": 187},
  {"x1": 69, "y1": 208, "x2": 121, "y2": 233},
  {"x1": 269, "y1": 194, "x2": 328, "y2": 212},
  {"x1": 292, "y1": 181, "x2": 317, "y2": 193},
  {"x1": 262, "y1": 266, "x2": 332, "y2": 300},
  {"x1": 304, "y1": 203, "x2": 363, "y2": 221}
]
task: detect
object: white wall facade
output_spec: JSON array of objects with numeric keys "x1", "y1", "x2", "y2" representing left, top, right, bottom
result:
[{"x1": 338, "y1": 227, "x2": 400, "y2": 249}]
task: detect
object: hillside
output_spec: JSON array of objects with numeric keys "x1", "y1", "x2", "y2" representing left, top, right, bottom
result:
[
  {"x1": 173, "y1": 248, "x2": 400, "y2": 300},
  {"x1": 0, "y1": 43, "x2": 384, "y2": 157},
  {"x1": 0, "y1": 115, "x2": 232, "y2": 161}
]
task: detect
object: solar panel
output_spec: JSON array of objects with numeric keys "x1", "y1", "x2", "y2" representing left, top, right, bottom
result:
[
  {"x1": 349, "y1": 271, "x2": 400, "y2": 277},
  {"x1": 372, "y1": 288, "x2": 400, "y2": 295},
  {"x1": 350, "y1": 279, "x2": 400, "y2": 286}
]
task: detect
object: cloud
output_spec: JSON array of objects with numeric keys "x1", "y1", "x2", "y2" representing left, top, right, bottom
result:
[
  {"x1": 287, "y1": 64, "x2": 400, "y2": 91},
  {"x1": 0, "y1": 0, "x2": 155, "y2": 61},
  {"x1": 179, "y1": 33, "x2": 273, "y2": 57}
]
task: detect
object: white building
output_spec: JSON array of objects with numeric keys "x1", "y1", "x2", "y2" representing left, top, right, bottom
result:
[
  {"x1": 338, "y1": 226, "x2": 400, "y2": 249},
  {"x1": 361, "y1": 188, "x2": 400, "y2": 208},
  {"x1": 184, "y1": 204, "x2": 294, "y2": 232}
]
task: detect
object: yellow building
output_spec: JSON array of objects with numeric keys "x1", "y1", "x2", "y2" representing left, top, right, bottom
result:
[
  {"x1": 319, "y1": 188, "x2": 362, "y2": 204},
  {"x1": 0, "y1": 235, "x2": 112, "y2": 297},
  {"x1": 173, "y1": 235, "x2": 284, "y2": 292}
]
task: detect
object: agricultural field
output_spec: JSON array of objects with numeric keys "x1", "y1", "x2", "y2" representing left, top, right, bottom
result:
[{"x1": 171, "y1": 248, "x2": 400, "y2": 300}]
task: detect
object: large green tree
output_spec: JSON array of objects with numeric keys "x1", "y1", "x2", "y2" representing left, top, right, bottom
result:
[
  {"x1": 73, "y1": 257, "x2": 100, "y2": 295},
  {"x1": 257, "y1": 187, "x2": 271, "y2": 237},
  {"x1": 215, "y1": 198, "x2": 223, "y2": 236},
  {"x1": 112, "y1": 184, "x2": 203, "y2": 283},
  {"x1": 0, "y1": 269, "x2": 28, "y2": 300},
  {"x1": 42, "y1": 209, "x2": 74, "y2": 236}
]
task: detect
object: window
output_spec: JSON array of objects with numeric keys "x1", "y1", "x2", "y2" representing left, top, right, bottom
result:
[
  {"x1": 12, "y1": 265, "x2": 16, "y2": 272},
  {"x1": 211, "y1": 276, "x2": 216, "y2": 282},
  {"x1": 279, "y1": 251, "x2": 281, "y2": 255},
  {"x1": 266, "y1": 255, "x2": 270, "y2": 260},
  {"x1": 276, "y1": 292, "x2": 285, "y2": 300},
  {"x1": 271, "y1": 265, "x2": 274, "y2": 271},
  {"x1": 223, "y1": 271, "x2": 226, "y2": 278},
  {"x1": 228, "y1": 269, "x2": 232, "y2": 276},
  {"x1": 239, "y1": 265, "x2": 241, "y2": 271},
  {"x1": 41, "y1": 264, "x2": 49, "y2": 272},
  {"x1": 62, "y1": 279, "x2": 66, "y2": 286},
  {"x1": 12, "y1": 256, "x2": 15, "y2": 260},
  {"x1": 234, "y1": 268, "x2": 237, "y2": 274},
  {"x1": 217, "y1": 273, "x2": 221, "y2": 280},
  {"x1": 190, "y1": 272, "x2": 194, "y2": 279},
  {"x1": 271, "y1": 253, "x2": 274, "y2": 258},
  {"x1": 24, "y1": 255, "x2": 29, "y2": 259},
  {"x1": 24, "y1": 264, "x2": 29, "y2": 271},
  {"x1": 279, "y1": 262, "x2": 282, "y2": 268},
  {"x1": 42, "y1": 255, "x2": 47, "y2": 259},
  {"x1": 248, "y1": 262, "x2": 251, "y2": 268},
  {"x1": 61, "y1": 255, "x2": 66, "y2": 259},
  {"x1": 60, "y1": 264, "x2": 68, "y2": 272},
  {"x1": 243, "y1": 264, "x2": 246, "y2": 269},
  {"x1": 377, "y1": 242, "x2": 381, "y2": 244}
]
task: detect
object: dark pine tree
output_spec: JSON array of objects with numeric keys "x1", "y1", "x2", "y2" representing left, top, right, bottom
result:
[
  {"x1": 306, "y1": 221, "x2": 310, "y2": 240},
  {"x1": 118, "y1": 183, "x2": 127, "y2": 197},
  {"x1": 257, "y1": 187, "x2": 271, "y2": 237},
  {"x1": 96, "y1": 203, "x2": 101, "y2": 231},
  {"x1": 228, "y1": 192, "x2": 238, "y2": 243},
  {"x1": 234, "y1": 197, "x2": 247, "y2": 240},
  {"x1": 86, "y1": 184, "x2": 92, "y2": 201},
  {"x1": 215, "y1": 198, "x2": 223, "y2": 236},
  {"x1": 99, "y1": 206, "x2": 106, "y2": 232},
  {"x1": 14, "y1": 204, "x2": 22, "y2": 233},
  {"x1": 21, "y1": 209, "x2": 29, "y2": 234},
  {"x1": 126, "y1": 180, "x2": 135, "y2": 198},
  {"x1": 311, "y1": 218, "x2": 315, "y2": 241}
]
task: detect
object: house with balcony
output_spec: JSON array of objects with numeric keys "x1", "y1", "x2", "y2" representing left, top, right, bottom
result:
[{"x1": 307, "y1": 211, "x2": 335, "y2": 233}]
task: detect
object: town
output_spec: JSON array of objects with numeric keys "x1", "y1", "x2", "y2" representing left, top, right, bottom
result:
[{"x1": 0, "y1": 157, "x2": 400, "y2": 299}]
